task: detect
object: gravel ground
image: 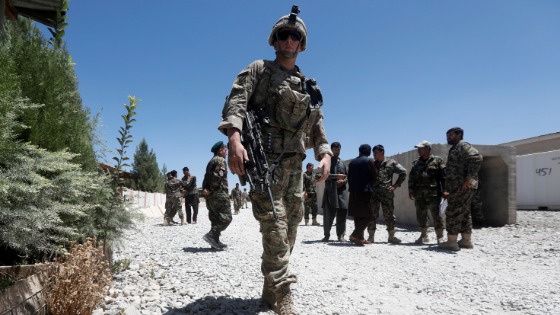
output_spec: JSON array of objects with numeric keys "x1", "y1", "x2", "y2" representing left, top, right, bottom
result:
[{"x1": 94, "y1": 206, "x2": 560, "y2": 315}]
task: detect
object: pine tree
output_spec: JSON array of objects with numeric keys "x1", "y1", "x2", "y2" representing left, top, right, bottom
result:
[{"x1": 131, "y1": 139, "x2": 162, "y2": 192}]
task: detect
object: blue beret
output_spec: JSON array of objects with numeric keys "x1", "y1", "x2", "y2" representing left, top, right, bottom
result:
[{"x1": 211, "y1": 141, "x2": 224, "y2": 153}]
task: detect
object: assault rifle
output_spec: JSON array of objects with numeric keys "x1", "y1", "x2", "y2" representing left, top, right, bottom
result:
[{"x1": 238, "y1": 110, "x2": 278, "y2": 221}]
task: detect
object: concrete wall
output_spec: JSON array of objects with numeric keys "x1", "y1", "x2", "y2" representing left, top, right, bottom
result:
[
  {"x1": 394, "y1": 144, "x2": 516, "y2": 227},
  {"x1": 316, "y1": 144, "x2": 516, "y2": 227}
]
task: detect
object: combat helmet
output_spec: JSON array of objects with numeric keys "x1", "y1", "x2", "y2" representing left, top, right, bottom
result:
[{"x1": 268, "y1": 6, "x2": 307, "y2": 51}]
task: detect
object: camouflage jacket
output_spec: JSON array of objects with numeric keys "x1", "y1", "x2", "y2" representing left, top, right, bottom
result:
[
  {"x1": 231, "y1": 187, "x2": 242, "y2": 201},
  {"x1": 202, "y1": 155, "x2": 229, "y2": 193},
  {"x1": 181, "y1": 176, "x2": 197, "y2": 196},
  {"x1": 445, "y1": 140, "x2": 483, "y2": 193},
  {"x1": 408, "y1": 155, "x2": 446, "y2": 198},
  {"x1": 218, "y1": 60, "x2": 332, "y2": 161},
  {"x1": 373, "y1": 158, "x2": 407, "y2": 196},
  {"x1": 164, "y1": 178, "x2": 183, "y2": 198},
  {"x1": 303, "y1": 171, "x2": 321, "y2": 194}
]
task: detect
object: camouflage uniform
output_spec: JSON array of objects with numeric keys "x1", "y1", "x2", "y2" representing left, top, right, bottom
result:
[
  {"x1": 367, "y1": 158, "x2": 406, "y2": 234},
  {"x1": 303, "y1": 170, "x2": 321, "y2": 221},
  {"x1": 471, "y1": 184, "x2": 484, "y2": 227},
  {"x1": 408, "y1": 155, "x2": 446, "y2": 230},
  {"x1": 219, "y1": 60, "x2": 332, "y2": 291},
  {"x1": 202, "y1": 155, "x2": 232, "y2": 236},
  {"x1": 445, "y1": 140, "x2": 483, "y2": 235},
  {"x1": 164, "y1": 177, "x2": 184, "y2": 222},
  {"x1": 231, "y1": 186, "x2": 243, "y2": 213}
]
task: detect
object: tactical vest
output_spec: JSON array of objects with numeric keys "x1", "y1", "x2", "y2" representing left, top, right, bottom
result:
[{"x1": 248, "y1": 60, "x2": 323, "y2": 155}]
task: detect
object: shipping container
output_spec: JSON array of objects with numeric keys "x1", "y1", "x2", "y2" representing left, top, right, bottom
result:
[{"x1": 517, "y1": 149, "x2": 560, "y2": 210}]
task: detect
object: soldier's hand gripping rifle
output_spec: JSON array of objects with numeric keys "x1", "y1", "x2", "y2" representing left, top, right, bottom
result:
[{"x1": 238, "y1": 110, "x2": 278, "y2": 221}]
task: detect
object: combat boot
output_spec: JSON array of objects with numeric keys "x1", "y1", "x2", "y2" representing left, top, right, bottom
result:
[
  {"x1": 367, "y1": 232, "x2": 375, "y2": 243},
  {"x1": 414, "y1": 227, "x2": 429, "y2": 244},
  {"x1": 275, "y1": 284, "x2": 297, "y2": 315},
  {"x1": 439, "y1": 234, "x2": 460, "y2": 251},
  {"x1": 312, "y1": 218, "x2": 320, "y2": 226},
  {"x1": 180, "y1": 217, "x2": 185, "y2": 225},
  {"x1": 202, "y1": 231, "x2": 223, "y2": 251},
  {"x1": 388, "y1": 230, "x2": 402, "y2": 244},
  {"x1": 216, "y1": 233, "x2": 228, "y2": 249},
  {"x1": 261, "y1": 278, "x2": 276, "y2": 309},
  {"x1": 163, "y1": 217, "x2": 171, "y2": 226},
  {"x1": 435, "y1": 228, "x2": 444, "y2": 244},
  {"x1": 458, "y1": 233, "x2": 473, "y2": 249},
  {"x1": 304, "y1": 219, "x2": 309, "y2": 226}
]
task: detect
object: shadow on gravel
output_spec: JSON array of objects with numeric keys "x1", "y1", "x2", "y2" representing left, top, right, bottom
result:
[
  {"x1": 421, "y1": 246, "x2": 460, "y2": 254},
  {"x1": 181, "y1": 247, "x2": 218, "y2": 253},
  {"x1": 163, "y1": 296, "x2": 267, "y2": 315},
  {"x1": 301, "y1": 240, "x2": 326, "y2": 245}
]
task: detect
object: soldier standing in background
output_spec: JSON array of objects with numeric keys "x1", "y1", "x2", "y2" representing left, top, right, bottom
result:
[
  {"x1": 439, "y1": 127, "x2": 483, "y2": 251},
  {"x1": 201, "y1": 141, "x2": 232, "y2": 251},
  {"x1": 408, "y1": 141, "x2": 446, "y2": 244},
  {"x1": 231, "y1": 183, "x2": 243, "y2": 214},
  {"x1": 164, "y1": 170, "x2": 184, "y2": 226},
  {"x1": 347, "y1": 144, "x2": 377, "y2": 246},
  {"x1": 218, "y1": 6, "x2": 332, "y2": 314},
  {"x1": 242, "y1": 188, "x2": 249, "y2": 208},
  {"x1": 182, "y1": 166, "x2": 199, "y2": 224},
  {"x1": 322, "y1": 142, "x2": 349, "y2": 242},
  {"x1": 303, "y1": 162, "x2": 321, "y2": 226},
  {"x1": 367, "y1": 145, "x2": 407, "y2": 244}
]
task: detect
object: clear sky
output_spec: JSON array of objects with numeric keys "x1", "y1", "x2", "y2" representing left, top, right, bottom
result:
[{"x1": 51, "y1": 0, "x2": 560, "y2": 186}]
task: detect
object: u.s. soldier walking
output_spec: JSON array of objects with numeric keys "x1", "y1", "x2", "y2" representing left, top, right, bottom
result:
[
  {"x1": 439, "y1": 127, "x2": 483, "y2": 251},
  {"x1": 218, "y1": 6, "x2": 332, "y2": 314}
]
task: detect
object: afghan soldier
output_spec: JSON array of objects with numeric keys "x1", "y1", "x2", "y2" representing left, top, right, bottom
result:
[
  {"x1": 303, "y1": 162, "x2": 321, "y2": 226},
  {"x1": 218, "y1": 6, "x2": 332, "y2": 314},
  {"x1": 242, "y1": 188, "x2": 249, "y2": 208},
  {"x1": 231, "y1": 183, "x2": 243, "y2": 214},
  {"x1": 367, "y1": 145, "x2": 407, "y2": 244},
  {"x1": 182, "y1": 166, "x2": 199, "y2": 224},
  {"x1": 439, "y1": 127, "x2": 483, "y2": 251},
  {"x1": 201, "y1": 141, "x2": 232, "y2": 251},
  {"x1": 408, "y1": 141, "x2": 446, "y2": 244},
  {"x1": 164, "y1": 170, "x2": 184, "y2": 226}
]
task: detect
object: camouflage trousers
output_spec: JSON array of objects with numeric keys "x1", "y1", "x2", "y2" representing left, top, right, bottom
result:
[
  {"x1": 367, "y1": 193, "x2": 397, "y2": 234},
  {"x1": 164, "y1": 196, "x2": 183, "y2": 220},
  {"x1": 414, "y1": 196, "x2": 444, "y2": 230},
  {"x1": 445, "y1": 189, "x2": 474, "y2": 235},
  {"x1": 471, "y1": 188, "x2": 484, "y2": 224},
  {"x1": 304, "y1": 193, "x2": 318, "y2": 220},
  {"x1": 233, "y1": 199, "x2": 242, "y2": 211},
  {"x1": 250, "y1": 153, "x2": 303, "y2": 290},
  {"x1": 206, "y1": 191, "x2": 232, "y2": 234}
]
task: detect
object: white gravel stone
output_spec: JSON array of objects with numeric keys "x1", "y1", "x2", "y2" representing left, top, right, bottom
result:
[{"x1": 95, "y1": 206, "x2": 560, "y2": 314}]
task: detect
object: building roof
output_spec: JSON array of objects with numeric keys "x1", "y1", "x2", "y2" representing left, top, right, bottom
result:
[{"x1": 10, "y1": 0, "x2": 66, "y2": 28}]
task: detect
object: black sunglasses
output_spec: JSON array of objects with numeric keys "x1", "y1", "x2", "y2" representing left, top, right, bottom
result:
[{"x1": 276, "y1": 29, "x2": 302, "y2": 42}]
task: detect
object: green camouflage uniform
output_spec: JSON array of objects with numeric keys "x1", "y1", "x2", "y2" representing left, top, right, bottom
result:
[
  {"x1": 303, "y1": 170, "x2": 320, "y2": 220},
  {"x1": 202, "y1": 155, "x2": 232, "y2": 234},
  {"x1": 445, "y1": 140, "x2": 483, "y2": 235},
  {"x1": 408, "y1": 155, "x2": 446, "y2": 230},
  {"x1": 219, "y1": 60, "x2": 332, "y2": 290},
  {"x1": 231, "y1": 187, "x2": 243, "y2": 212},
  {"x1": 164, "y1": 177, "x2": 183, "y2": 221},
  {"x1": 368, "y1": 158, "x2": 406, "y2": 234}
]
